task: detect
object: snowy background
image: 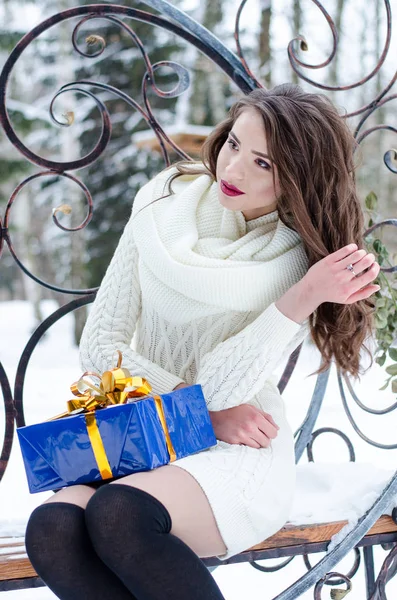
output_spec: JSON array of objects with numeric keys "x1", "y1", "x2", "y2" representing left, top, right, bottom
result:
[
  {"x1": 1, "y1": 300, "x2": 397, "y2": 599},
  {"x1": 1, "y1": 0, "x2": 396, "y2": 597}
]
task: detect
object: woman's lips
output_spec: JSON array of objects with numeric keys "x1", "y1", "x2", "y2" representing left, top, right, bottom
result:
[{"x1": 220, "y1": 180, "x2": 244, "y2": 197}]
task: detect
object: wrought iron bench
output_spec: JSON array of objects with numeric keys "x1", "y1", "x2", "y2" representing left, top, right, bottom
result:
[{"x1": 1, "y1": 1, "x2": 396, "y2": 598}]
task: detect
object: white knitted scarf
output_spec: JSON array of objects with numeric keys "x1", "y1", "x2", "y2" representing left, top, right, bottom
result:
[{"x1": 132, "y1": 167, "x2": 309, "y2": 314}]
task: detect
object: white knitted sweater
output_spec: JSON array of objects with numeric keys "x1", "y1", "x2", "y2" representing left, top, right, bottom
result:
[{"x1": 79, "y1": 166, "x2": 311, "y2": 558}]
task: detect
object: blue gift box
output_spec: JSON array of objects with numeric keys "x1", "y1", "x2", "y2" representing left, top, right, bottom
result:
[{"x1": 17, "y1": 384, "x2": 217, "y2": 494}]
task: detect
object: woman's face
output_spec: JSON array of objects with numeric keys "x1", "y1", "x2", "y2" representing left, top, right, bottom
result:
[{"x1": 215, "y1": 107, "x2": 280, "y2": 221}]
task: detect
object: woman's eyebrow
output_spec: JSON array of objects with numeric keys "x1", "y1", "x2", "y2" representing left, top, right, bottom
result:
[{"x1": 229, "y1": 130, "x2": 271, "y2": 160}]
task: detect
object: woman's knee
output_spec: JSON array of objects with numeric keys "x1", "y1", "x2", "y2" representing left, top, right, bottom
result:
[
  {"x1": 26, "y1": 484, "x2": 94, "y2": 564},
  {"x1": 25, "y1": 502, "x2": 86, "y2": 573},
  {"x1": 26, "y1": 485, "x2": 94, "y2": 565},
  {"x1": 85, "y1": 484, "x2": 171, "y2": 561}
]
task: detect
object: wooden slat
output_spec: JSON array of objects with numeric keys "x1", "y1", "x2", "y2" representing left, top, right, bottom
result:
[
  {"x1": 0, "y1": 537, "x2": 34, "y2": 581},
  {"x1": 0, "y1": 558, "x2": 36, "y2": 581},
  {"x1": 249, "y1": 515, "x2": 397, "y2": 551},
  {"x1": 135, "y1": 132, "x2": 207, "y2": 155},
  {"x1": 1, "y1": 516, "x2": 397, "y2": 581},
  {"x1": 0, "y1": 547, "x2": 36, "y2": 581}
]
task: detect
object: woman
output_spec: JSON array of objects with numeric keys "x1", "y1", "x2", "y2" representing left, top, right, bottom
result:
[{"x1": 25, "y1": 83, "x2": 380, "y2": 599}]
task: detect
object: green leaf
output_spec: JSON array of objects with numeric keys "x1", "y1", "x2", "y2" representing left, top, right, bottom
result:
[
  {"x1": 373, "y1": 239, "x2": 383, "y2": 254},
  {"x1": 376, "y1": 354, "x2": 387, "y2": 367},
  {"x1": 365, "y1": 191, "x2": 378, "y2": 211},
  {"x1": 392, "y1": 379, "x2": 397, "y2": 394},
  {"x1": 389, "y1": 348, "x2": 397, "y2": 362},
  {"x1": 379, "y1": 380, "x2": 390, "y2": 391},
  {"x1": 375, "y1": 314, "x2": 388, "y2": 329},
  {"x1": 385, "y1": 364, "x2": 397, "y2": 376},
  {"x1": 376, "y1": 297, "x2": 387, "y2": 308},
  {"x1": 331, "y1": 587, "x2": 352, "y2": 599}
]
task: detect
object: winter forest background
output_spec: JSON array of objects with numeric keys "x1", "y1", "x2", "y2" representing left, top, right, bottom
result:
[
  {"x1": 0, "y1": 0, "x2": 396, "y2": 345},
  {"x1": 0, "y1": 2, "x2": 397, "y2": 598}
]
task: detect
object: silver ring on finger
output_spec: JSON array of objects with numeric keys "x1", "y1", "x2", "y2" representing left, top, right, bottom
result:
[{"x1": 346, "y1": 263, "x2": 357, "y2": 277}]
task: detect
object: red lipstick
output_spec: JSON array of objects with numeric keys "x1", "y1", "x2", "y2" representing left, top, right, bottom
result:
[{"x1": 220, "y1": 180, "x2": 244, "y2": 197}]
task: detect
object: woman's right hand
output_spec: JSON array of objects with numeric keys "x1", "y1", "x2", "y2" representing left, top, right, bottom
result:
[{"x1": 209, "y1": 405, "x2": 279, "y2": 449}]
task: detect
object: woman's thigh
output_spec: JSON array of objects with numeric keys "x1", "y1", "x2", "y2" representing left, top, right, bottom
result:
[
  {"x1": 109, "y1": 464, "x2": 227, "y2": 559},
  {"x1": 43, "y1": 484, "x2": 96, "y2": 508},
  {"x1": 41, "y1": 465, "x2": 227, "y2": 558}
]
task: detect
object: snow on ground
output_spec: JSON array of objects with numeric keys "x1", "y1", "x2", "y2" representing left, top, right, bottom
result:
[{"x1": 1, "y1": 300, "x2": 397, "y2": 599}]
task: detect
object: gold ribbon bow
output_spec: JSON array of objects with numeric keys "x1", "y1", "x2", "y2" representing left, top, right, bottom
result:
[{"x1": 48, "y1": 351, "x2": 176, "y2": 479}]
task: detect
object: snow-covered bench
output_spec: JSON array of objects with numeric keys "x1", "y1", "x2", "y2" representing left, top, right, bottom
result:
[
  {"x1": 2, "y1": 326, "x2": 397, "y2": 597},
  {"x1": 2, "y1": 517, "x2": 397, "y2": 594},
  {"x1": 1, "y1": 1, "x2": 396, "y2": 598},
  {"x1": 1, "y1": 460, "x2": 397, "y2": 594}
]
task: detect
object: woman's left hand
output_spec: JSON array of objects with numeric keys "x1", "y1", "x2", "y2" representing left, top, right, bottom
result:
[
  {"x1": 303, "y1": 244, "x2": 381, "y2": 307},
  {"x1": 276, "y1": 244, "x2": 381, "y2": 324}
]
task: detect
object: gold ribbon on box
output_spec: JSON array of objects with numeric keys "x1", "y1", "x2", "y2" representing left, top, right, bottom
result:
[{"x1": 48, "y1": 351, "x2": 176, "y2": 480}]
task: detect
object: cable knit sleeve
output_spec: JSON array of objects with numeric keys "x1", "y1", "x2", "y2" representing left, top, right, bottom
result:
[
  {"x1": 79, "y1": 205, "x2": 185, "y2": 395},
  {"x1": 196, "y1": 303, "x2": 309, "y2": 411}
]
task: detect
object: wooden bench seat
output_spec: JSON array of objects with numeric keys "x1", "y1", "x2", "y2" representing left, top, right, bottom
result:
[
  {"x1": 203, "y1": 515, "x2": 397, "y2": 566},
  {"x1": 2, "y1": 516, "x2": 397, "y2": 587}
]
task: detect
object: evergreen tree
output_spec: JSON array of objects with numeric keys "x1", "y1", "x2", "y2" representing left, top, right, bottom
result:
[
  {"x1": 72, "y1": 0, "x2": 186, "y2": 289},
  {"x1": 0, "y1": 1, "x2": 186, "y2": 339},
  {"x1": 188, "y1": 0, "x2": 231, "y2": 126},
  {"x1": 0, "y1": 2, "x2": 51, "y2": 303}
]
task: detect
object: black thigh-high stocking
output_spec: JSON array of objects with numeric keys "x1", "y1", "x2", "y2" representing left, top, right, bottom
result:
[
  {"x1": 84, "y1": 483, "x2": 226, "y2": 600},
  {"x1": 25, "y1": 502, "x2": 136, "y2": 599}
]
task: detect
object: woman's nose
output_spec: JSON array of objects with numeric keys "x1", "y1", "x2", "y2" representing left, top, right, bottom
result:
[{"x1": 225, "y1": 157, "x2": 244, "y2": 181}]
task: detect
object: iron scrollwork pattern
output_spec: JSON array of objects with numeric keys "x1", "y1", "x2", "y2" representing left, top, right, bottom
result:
[
  {"x1": 0, "y1": 1, "x2": 256, "y2": 486},
  {"x1": 0, "y1": 0, "x2": 396, "y2": 597}
]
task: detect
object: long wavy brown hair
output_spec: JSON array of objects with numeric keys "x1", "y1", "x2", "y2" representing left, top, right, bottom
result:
[{"x1": 148, "y1": 83, "x2": 376, "y2": 380}]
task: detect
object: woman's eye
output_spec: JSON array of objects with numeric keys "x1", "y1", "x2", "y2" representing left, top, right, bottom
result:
[
  {"x1": 227, "y1": 139, "x2": 238, "y2": 150},
  {"x1": 256, "y1": 158, "x2": 271, "y2": 170}
]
